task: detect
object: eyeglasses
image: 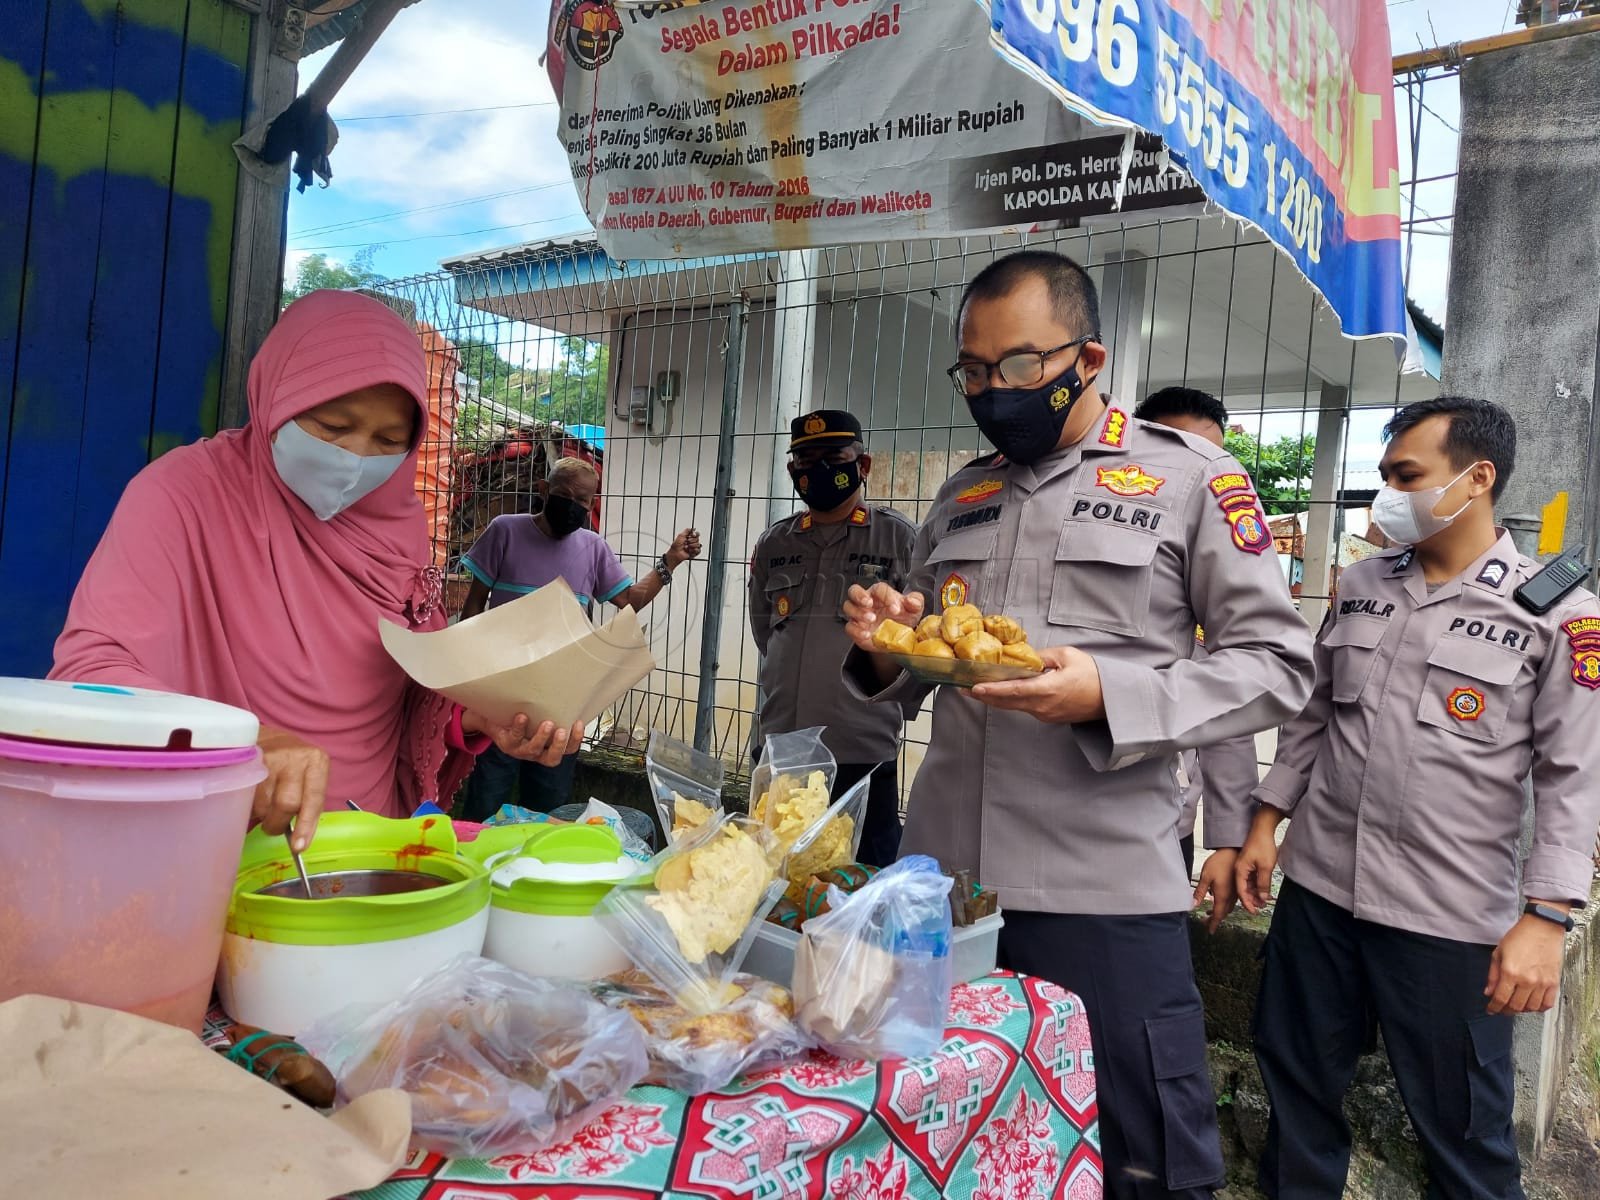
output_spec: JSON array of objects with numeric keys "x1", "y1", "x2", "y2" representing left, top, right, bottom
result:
[{"x1": 947, "y1": 335, "x2": 1093, "y2": 398}]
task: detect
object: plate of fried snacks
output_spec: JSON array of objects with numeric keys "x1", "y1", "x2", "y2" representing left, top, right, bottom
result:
[{"x1": 871, "y1": 605, "x2": 1045, "y2": 685}]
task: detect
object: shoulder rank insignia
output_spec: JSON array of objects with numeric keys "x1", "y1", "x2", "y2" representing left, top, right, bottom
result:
[
  {"x1": 956, "y1": 479, "x2": 1005, "y2": 505},
  {"x1": 798, "y1": 512, "x2": 814, "y2": 532},
  {"x1": 1096, "y1": 463, "x2": 1165, "y2": 497},
  {"x1": 850, "y1": 506, "x2": 869, "y2": 526},
  {"x1": 1476, "y1": 560, "x2": 1508, "y2": 588},
  {"x1": 1564, "y1": 616, "x2": 1600, "y2": 690},
  {"x1": 1098, "y1": 407, "x2": 1128, "y2": 448},
  {"x1": 1447, "y1": 686, "x2": 1485, "y2": 721},
  {"x1": 1392, "y1": 548, "x2": 1415, "y2": 573}
]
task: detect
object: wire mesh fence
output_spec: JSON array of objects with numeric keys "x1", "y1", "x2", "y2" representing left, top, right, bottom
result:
[{"x1": 375, "y1": 201, "x2": 1445, "y2": 805}]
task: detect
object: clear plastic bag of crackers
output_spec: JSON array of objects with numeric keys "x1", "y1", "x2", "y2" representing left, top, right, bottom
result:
[
  {"x1": 598, "y1": 812, "x2": 787, "y2": 1015},
  {"x1": 646, "y1": 730, "x2": 725, "y2": 844}
]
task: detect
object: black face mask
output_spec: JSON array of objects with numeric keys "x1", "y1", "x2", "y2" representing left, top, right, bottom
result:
[
  {"x1": 967, "y1": 362, "x2": 1092, "y2": 465},
  {"x1": 542, "y1": 494, "x2": 591, "y2": 538},
  {"x1": 790, "y1": 458, "x2": 862, "y2": 514}
]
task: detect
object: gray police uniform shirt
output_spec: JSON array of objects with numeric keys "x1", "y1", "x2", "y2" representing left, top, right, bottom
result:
[
  {"x1": 851, "y1": 405, "x2": 1316, "y2": 916},
  {"x1": 1258, "y1": 531, "x2": 1600, "y2": 945},
  {"x1": 1178, "y1": 634, "x2": 1264, "y2": 846},
  {"x1": 750, "y1": 502, "x2": 917, "y2": 765}
]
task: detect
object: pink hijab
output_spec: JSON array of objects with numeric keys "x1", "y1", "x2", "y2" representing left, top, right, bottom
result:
[{"x1": 52, "y1": 290, "x2": 471, "y2": 815}]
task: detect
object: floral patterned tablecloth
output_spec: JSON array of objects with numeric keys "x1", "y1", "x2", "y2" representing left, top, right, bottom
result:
[{"x1": 215, "y1": 972, "x2": 1101, "y2": 1200}]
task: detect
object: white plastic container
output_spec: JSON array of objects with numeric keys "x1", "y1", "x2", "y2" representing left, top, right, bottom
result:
[
  {"x1": 466, "y1": 822, "x2": 640, "y2": 982},
  {"x1": 219, "y1": 812, "x2": 490, "y2": 1036},
  {"x1": 744, "y1": 911, "x2": 1005, "y2": 989}
]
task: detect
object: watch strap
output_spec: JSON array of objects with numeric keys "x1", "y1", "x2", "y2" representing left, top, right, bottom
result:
[{"x1": 1524, "y1": 901, "x2": 1575, "y2": 931}]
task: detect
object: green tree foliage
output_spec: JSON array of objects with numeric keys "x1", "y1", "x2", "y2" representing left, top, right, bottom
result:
[
  {"x1": 455, "y1": 335, "x2": 610, "y2": 445},
  {"x1": 281, "y1": 249, "x2": 384, "y2": 307},
  {"x1": 1223, "y1": 429, "x2": 1316, "y2": 515}
]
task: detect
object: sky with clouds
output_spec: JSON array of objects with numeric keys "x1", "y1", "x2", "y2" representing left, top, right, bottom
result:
[{"x1": 284, "y1": 0, "x2": 1524, "y2": 469}]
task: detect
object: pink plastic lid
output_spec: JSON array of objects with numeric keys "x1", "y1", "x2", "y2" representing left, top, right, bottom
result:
[{"x1": 0, "y1": 734, "x2": 260, "y2": 770}]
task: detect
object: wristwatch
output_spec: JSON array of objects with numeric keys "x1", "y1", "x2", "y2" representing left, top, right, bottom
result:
[
  {"x1": 654, "y1": 556, "x2": 673, "y2": 586},
  {"x1": 1524, "y1": 901, "x2": 1576, "y2": 932}
]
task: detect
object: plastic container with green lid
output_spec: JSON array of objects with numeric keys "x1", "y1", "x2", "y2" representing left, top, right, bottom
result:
[
  {"x1": 472, "y1": 822, "x2": 641, "y2": 981},
  {"x1": 217, "y1": 812, "x2": 491, "y2": 1035}
]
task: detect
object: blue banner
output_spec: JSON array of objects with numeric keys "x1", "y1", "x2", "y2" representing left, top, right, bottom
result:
[{"x1": 984, "y1": 0, "x2": 1406, "y2": 341}]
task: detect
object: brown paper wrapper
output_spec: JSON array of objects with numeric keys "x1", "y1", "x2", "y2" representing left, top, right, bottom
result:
[{"x1": 0, "y1": 995, "x2": 409, "y2": 1200}]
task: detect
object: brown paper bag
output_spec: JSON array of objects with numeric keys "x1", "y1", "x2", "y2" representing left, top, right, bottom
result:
[
  {"x1": 378, "y1": 577, "x2": 656, "y2": 728},
  {"x1": 0, "y1": 995, "x2": 410, "y2": 1200},
  {"x1": 793, "y1": 934, "x2": 896, "y2": 1044}
]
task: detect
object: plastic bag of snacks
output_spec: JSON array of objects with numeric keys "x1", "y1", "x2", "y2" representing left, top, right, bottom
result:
[
  {"x1": 750, "y1": 729, "x2": 837, "y2": 831},
  {"x1": 646, "y1": 730, "x2": 725, "y2": 844},
  {"x1": 793, "y1": 856, "x2": 954, "y2": 1061},
  {"x1": 301, "y1": 955, "x2": 648, "y2": 1158},
  {"x1": 750, "y1": 727, "x2": 848, "y2": 880},
  {"x1": 776, "y1": 772, "x2": 872, "y2": 904},
  {"x1": 599, "y1": 813, "x2": 786, "y2": 1015},
  {"x1": 590, "y1": 969, "x2": 813, "y2": 1094}
]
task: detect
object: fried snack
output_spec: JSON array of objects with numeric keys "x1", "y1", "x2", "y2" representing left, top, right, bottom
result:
[
  {"x1": 940, "y1": 604, "x2": 984, "y2": 644},
  {"x1": 983, "y1": 615, "x2": 1027, "y2": 645},
  {"x1": 785, "y1": 818, "x2": 855, "y2": 899},
  {"x1": 913, "y1": 637, "x2": 956, "y2": 659},
  {"x1": 871, "y1": 618, "x2": 917, "y2": 655},
  {"x1": 1000, "y1": 642, "x2": 1045, "y2": 671},
  {"x1": 756, "y1": 771, "x2": 857, "y2": 900},
  {"x1": 954, "y1": 630, "x2": 1004, "y2": 663},
  {"x1": 340, "y1": 999, "x2": 595, "y2": 1130},
  {"x1": 671, "y1": 793, "x2": 717, "y2": 835},
  {"x1": 754, "y1": 770, "x2": 831, "y2": 850},
  {"x1": 915, "y1": 615, "x2": 944, "y2": 641},
  {"x1": 646, "y1": 823, "x2": 775, "y2": 963}
]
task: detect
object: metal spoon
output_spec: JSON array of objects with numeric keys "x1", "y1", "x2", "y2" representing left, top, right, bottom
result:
[{"x1": 286, "y1": 826, "x2": 315, "y2": 899}]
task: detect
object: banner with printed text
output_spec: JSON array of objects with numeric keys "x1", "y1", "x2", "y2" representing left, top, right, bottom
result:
[
  {"x1": 984, "y1": 1, "x2": 1404, "y2": 338},
  {"x1": 547, "y1": 0, "x2": 1404, "y2": 342},
  {"x1": 547, "y1": 1, "x2": 1203, "y2": 256}
]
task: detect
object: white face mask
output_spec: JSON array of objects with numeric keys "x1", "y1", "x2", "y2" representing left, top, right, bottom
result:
[
  {"x1": 1370, "y1": 461, "x2": 1483, "y2": 547},
  {"x1": 271, "y1": 417, "x2": 407, "y2": 521}
]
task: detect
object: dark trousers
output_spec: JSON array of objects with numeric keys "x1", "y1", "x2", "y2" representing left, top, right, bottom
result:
[
  {"x1": 1254, "y1": 880, "x2": 1523, "y2": 1200},
  {"x1": 459, "y1": 747, "x2": 579, "y2": 823},
  {"x1": 999, "y1": 910, "x2": 1225, "y2": 1199},
  {"x1": 836, "y1": 760, "x2": 901, "y2": 868}
]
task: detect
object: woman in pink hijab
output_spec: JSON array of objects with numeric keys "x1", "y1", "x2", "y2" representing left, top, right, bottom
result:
[{"x1": 52, "y1": 291, "x2": 579, "y2": 847}]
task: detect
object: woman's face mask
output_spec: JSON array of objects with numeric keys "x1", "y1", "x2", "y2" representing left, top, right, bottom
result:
[{"x1": 272, "y1": 417, "x2": 407, "y2": 521}]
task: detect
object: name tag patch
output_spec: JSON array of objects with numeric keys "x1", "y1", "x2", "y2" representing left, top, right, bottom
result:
[
  {"x1": 1070, "y1": 498, "x2": 1163, "y2": 531},
  {"x1": 946, "y1": 504, "x2": 1002, "y2": 534}
]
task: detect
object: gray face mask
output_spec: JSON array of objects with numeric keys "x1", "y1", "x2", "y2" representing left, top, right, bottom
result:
[{"x1": 271, "y1": 417, "x2": 407, "y2": 521}]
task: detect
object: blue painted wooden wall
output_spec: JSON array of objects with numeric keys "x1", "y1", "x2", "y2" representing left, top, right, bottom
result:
[{"x1": 0, "y1": 0, "x2": 253, "y2": 677}]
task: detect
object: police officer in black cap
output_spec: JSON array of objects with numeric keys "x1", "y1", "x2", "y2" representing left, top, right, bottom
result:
[{"x1": 747, "y1": 409, "x2": 917, "y2": 865}]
